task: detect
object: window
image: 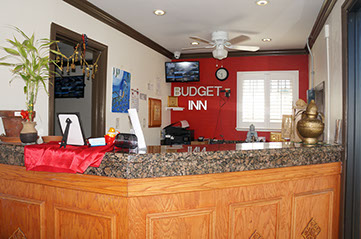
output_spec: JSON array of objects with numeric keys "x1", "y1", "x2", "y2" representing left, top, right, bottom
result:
[{"x1": 237, "y1": 71, "x2": 299, "y2": 130}]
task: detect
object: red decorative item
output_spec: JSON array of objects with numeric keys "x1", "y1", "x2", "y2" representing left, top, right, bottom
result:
[
  {"x1": 24, "y1": 142, "x2": 113, "y2": 173},
  {"x1": 104, "y1": 135, "x2": 115, "y2": 145},
  {"x1": 20, "y1": 110, "x2": 35, "y2": 122}
]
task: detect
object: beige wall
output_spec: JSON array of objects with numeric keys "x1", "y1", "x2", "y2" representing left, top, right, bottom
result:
[
  {"x1": 0, "y1": 0, "x2": 171, "y2": 145},
  {"x1": 310, "y1": 0, "x2": 344, "y2": 142}
]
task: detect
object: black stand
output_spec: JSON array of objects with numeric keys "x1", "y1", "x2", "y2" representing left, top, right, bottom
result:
[{"x1": 60, "y1": 118, "x2": 72, "y2": 148}]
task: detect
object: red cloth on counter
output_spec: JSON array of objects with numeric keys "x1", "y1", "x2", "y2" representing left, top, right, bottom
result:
[{"x1": 24, "y1": 142, "x2": 113, "y2": 173}]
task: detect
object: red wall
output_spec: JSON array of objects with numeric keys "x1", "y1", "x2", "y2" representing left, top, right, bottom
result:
[{"x1": 171, "y1": 55, "x2": 309, "y2": 141}]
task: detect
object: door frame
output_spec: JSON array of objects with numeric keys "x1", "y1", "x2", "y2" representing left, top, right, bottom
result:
[
  {"x1": 49, "y1": 23, "x2": 108, "y2": 137},
  {"x1": 342, "y1": 0, "x2": 361, "y2": 238}
]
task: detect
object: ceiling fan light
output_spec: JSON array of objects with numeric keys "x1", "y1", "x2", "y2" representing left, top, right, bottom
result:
[
  {"x1": 191, "y1": 41, "x2": 199, "y2": 45},
  {"x1": 212, "y1": 48, "x2": 228, "y2": 60},
  {"x1": 256, "y1": 0, "x2": 269, "y2": 6}
]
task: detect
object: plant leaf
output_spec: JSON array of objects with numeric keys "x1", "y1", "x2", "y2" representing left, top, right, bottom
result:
[
  {"x1": 13, "y1": 26, "x2": 30, "y2": 40},
  {"x1": 50, "y1": 49, "x2": 65, "y2": 57},
  {"x1": 20, "y1": 73, "x2": 29, "y2": 82},
  {"x1": 0, "y1": 55, "x2": 11, "y2": 61},
  {"x1": 0, "y1": 62, "x2": 15, "y2": 66},
  {"x1": 3, "y1": 47, "x2": 19, "y2": 56},
  {"x1": 17, "y1": 45, "x2": 27, "y2": 58},
  {"x1": 30, "y1": 34, "x2": 34, "y2": 45},
  {"x1": 13, "y1": 64, "x2": 23, "y2": 73},
  {"x1": 6, "y1": 39, "x2": 21, "y2": 48}
]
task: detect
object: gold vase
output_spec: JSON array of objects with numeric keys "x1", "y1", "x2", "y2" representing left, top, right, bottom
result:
[
  {"x1": 296, "y1": 100, "x2": 324, "y2": 145},
  {"x1": 20, "y1": 121, "x2": 37, "y2": 144}
]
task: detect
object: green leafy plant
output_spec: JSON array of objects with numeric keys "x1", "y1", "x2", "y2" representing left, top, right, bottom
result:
[{"x1": 0, "y1": 27, "x2": 63, "y2": 121}]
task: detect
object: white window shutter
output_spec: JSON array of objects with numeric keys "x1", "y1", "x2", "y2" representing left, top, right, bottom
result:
[
  {"x1": 237, "y1": 71, "x2": 298, "y2": 130},
  {"x1": 242, "y1": 79, "x2": 265, "y2": 123}
]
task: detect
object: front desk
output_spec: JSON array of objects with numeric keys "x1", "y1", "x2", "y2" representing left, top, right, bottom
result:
[{"x1": 0, "y1": 142, "x2": 342, "y2": 238}]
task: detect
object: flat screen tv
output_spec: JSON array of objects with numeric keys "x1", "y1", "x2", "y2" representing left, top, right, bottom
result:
[
  {"x1": 165, "y1": 61, "x2": 199, "y2": 82},
  {"x1": 55, "y1": 75, "x2": 85, "y2": 98}
]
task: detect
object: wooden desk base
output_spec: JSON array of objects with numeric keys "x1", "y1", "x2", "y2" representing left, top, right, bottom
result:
[{"x1": 0, "y1": 162, "x2": 340, "y2": 238}]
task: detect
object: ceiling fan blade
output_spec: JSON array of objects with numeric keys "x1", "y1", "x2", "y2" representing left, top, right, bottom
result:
[
  {"x1": 226, "y1": 45, "x2": 260, "y2": 52},
  {"x1": 228, "y1": 35, "x2": 250, "y2": 45},
  {"x1": 181, "y1": 45, "x2": 215, "y2": 51},
  {"x1": 190, "y1": 36, "x2": 214, "y2": 45}
]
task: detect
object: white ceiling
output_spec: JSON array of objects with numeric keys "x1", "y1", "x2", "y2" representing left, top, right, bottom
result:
[{"x1": 88, "y1": 0, "x2": 324, "y2": 54}]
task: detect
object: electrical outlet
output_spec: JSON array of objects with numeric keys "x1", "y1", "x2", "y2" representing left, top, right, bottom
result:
[
  {"x1": 142, "y1": 118, "x2": 146, "y2": 128},
  {"x1": 116, "y1": 118, "x2": 120, "y2": 129}
]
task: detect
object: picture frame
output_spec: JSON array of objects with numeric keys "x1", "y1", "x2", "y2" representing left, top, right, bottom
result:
[
  {"x1": 148, "y1": 98, "x2": 162, "y2": 127},
  {"x1": 270, "y1": 132, "x2": 282, "y2": 142},
  {"x1": 281, "y1": 115, "x2": 293, "y2": 140},
  {"x1": 57, "y1": 113, "x2": 86, "y2": 146},
  {"x1": 167, "y1": 96, "x2": 178, "y2": 107}
]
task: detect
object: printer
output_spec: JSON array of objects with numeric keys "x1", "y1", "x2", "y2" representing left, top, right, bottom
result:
[{"x1": 161, "y1": 120, "x2": 194, "y2": 145}]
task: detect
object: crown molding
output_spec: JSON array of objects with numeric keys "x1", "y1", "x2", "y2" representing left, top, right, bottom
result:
[
  {"x1": 64, "y1": 0, "x2": 312, "y2": 60},
  {"x1": 307, "y1": 0, "x2": 338, "y2": 49},
  {"x1": 63, "y1": 0, "x2": 173, "y2": 59},
  {"x1": 179, "y1": 49, "x2": 308, "y2": 59}
]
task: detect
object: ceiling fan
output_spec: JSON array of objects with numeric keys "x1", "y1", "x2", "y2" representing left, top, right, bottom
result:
[{"x1": 180, "y1": 31, "x2": 260, "y2": 60}]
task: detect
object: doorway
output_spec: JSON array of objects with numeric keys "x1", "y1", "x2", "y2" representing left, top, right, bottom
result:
[{"x1": 49, "y1": 23, "x2": 108, "y2": 137}]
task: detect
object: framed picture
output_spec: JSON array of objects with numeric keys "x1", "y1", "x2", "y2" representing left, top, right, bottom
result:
[
  {"x1": 148, "y1": 98, "x2": 162, "y2": 127},
  {"x1": 167, "y1": 96, "x2": 178, "y2": 107},
  {"x1": 270, "y1": 132, "x2": 282, "y2": 142},
  {"x1": 281, "y1": 115, "x2": 292, "y2": 140},
  {"x1": 57, "y1": 113, "x2": 86, "y2": 146}
]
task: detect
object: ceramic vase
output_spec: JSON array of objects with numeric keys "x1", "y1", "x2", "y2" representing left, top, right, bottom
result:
[{"x1": 20, "y1": 121, "x2": 37, "y2": 144}]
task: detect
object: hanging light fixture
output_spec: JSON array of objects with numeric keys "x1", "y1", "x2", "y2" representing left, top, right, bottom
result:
[{"x1": 212, "y1": 45, "x2": 228, "y2": 60}]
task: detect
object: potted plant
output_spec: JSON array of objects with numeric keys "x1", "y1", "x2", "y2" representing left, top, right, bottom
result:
[{"x1": 0, "y1": 27, "x2": 62, "y2": 143}]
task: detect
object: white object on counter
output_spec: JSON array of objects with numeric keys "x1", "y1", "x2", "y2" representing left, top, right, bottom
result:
[
  {"x1": 128, "y1": 108, "x2": 146, "y2": 151},
  {"x1": 88, "y1": 137, "x2": 106, "y2": 147},
  {"x1": 180, "y1": 120, "x2": 189, "y2": 128}
]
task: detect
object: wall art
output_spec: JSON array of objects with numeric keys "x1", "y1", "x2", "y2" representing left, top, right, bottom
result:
[{"x1": 112, "y1": 68, "x2": 131, "y2": 113}]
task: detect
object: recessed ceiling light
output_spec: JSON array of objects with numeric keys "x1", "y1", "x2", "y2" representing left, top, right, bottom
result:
[
  {"x1": 262, "y1": 38, "x2": 272, "y2": 42},
  {"x1": 256, "y1": 0, "x2": 269, "y2": 6},
  {"x1": 153, "y1": 9, "x2": 166, "y2": 16},
  {"x1": 191, "y1": 41, "x2": 199, "y2": 45}
]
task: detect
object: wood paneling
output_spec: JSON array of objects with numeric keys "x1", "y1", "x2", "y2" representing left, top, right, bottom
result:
[
  {"x1": 229, "y1": 199, "x2": 281, "y2": 239},
  {"x1": 0, "y1": 194, "x2": 45, "y2": 239},
  {"x1": 0, "y1": 162, "x2": 340, "y2": 197},
  {"x1": 0, "y1": 162, "x2": 341, "y2": 238},
  {"x1": 127, "y1": 162, "x2": 341, "y2": 196},
  {"x1": 54, "y1": 206, "x2": 116, "y2": 239},
  {"x1": 292, "y1": 190, "x2": 334, "y2": 239},
  {"x1": 146, "y1": 208, "x2": 215, "y2": 239},
  {"x1": 0, "y1": 164, "x2": 128, "y2": 196}
]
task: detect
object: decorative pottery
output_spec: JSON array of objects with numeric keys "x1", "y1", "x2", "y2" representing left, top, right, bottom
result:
[
  {"x1": 0, "y1": 110, "x2": 23, "y2": 137},
  {"x1": 42, "y1": 135, "x2": 62, "y2": 143},
  {"x1": 20, "y1": 121, "x2": 37, "y2": 144},
  {"x1": 296, "y1": 100, "x2": 324, "y2": 145}
]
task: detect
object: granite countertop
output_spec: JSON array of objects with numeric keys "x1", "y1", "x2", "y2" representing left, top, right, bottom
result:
[{"x1": 0, "y1": 142, "x2": 343, "y2": 179}]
